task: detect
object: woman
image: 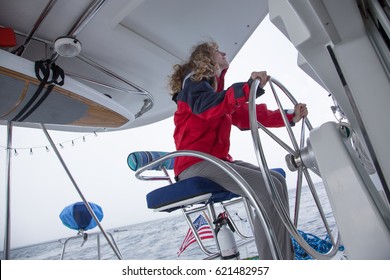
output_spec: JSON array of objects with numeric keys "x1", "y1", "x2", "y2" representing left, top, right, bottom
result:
[{"x1": 169, "y1": 41, "x2": 308, "y2": 260}]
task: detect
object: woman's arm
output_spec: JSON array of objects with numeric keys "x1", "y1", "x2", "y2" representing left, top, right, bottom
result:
[{"x1": 231, "y1": 103, "x2": 295, "y2": 129}]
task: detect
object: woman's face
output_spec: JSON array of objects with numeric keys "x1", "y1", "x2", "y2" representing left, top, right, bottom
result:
[{"x1": 213, "y1": 49, "x2": 229, "y2": 71}]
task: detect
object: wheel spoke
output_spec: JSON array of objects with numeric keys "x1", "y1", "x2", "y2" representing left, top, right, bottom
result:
[
  {"x1": 293, "y1": 167, "x2": 303, "y2": 227},
  {"x1": 269, "y1": 80, "x2": 300, "y2": 151},
  {"x1": 257, "y1": 122, "x2": 298, "y2": 156},
  {"x1": 303, "y1": 168, "x2": 336, "y2": 246},
  {"x1": 271, "y1": 77, "x2": 314, "y2": 131}
]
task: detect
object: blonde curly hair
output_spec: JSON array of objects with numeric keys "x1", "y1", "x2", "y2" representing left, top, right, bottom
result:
[{"x1": 169, "y1": 41, "x2": 219, "y2": 96}]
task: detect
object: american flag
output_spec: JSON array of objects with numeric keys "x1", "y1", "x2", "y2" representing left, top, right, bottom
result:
[{"x1": 177, "y1": 214, "x2": 214, "y2": 256}]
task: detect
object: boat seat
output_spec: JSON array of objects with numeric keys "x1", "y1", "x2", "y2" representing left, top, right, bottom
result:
[
  {"x1": 127, "y1": 151, "x2": 286, "y2": 258},
  {"x1": 127, "y1": 151, "x2": 243, "y2": 212},
  {"x1": 146, "y1": 176, "x2": 240, "y2": 212}
]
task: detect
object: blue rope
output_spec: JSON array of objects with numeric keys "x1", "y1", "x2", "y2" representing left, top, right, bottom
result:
[{"x1": 292, "y1": 230, "x2": 344, "y2": 260}]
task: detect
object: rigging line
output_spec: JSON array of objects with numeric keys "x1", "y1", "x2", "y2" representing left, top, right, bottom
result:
[
  {"x1": 11, "y1": 61, "x2": 51, "y2": 122},
  {"x1": 18, "y1": 63, "x2": 65, "y2": 122},
  {"x1": 0, "y1": 128, "x2": 104, "y2": 151}
]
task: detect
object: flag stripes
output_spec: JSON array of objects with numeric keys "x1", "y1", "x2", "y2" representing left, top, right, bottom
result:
[{"x1": 177, "y1": 214, "x2": 214, "y2": 256}]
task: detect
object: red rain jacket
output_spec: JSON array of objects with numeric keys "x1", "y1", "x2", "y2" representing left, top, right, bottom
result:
[{"x1": 173, "y1": 69, "x2": 293, "y2": 176}]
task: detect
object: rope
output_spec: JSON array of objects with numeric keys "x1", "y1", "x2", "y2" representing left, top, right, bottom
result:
[{"x1": 292, "y1": 230, "x2": 345, "y2": 260}]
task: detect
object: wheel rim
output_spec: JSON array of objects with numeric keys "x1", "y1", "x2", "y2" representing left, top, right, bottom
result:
[{"x1": 248, "y1": 77, "x2": 341, "y2": 260}]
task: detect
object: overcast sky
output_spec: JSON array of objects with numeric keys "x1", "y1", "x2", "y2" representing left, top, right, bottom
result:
[{"x1": 0, "y1": 17, "x2": 336, "y2": 250}]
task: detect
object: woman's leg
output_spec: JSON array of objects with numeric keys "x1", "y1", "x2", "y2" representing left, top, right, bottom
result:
[{"x1": 179, "y1": 160, "x2": 294, "y2": 260}]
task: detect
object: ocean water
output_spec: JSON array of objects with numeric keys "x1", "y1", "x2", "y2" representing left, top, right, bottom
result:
[{"x1": 1, "y1": 182, "x2": 337, "y2": 260}]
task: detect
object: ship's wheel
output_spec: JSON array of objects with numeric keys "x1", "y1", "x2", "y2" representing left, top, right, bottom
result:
[{"x1": 248, "y1": 77, "x2": 341, "y2": 259}]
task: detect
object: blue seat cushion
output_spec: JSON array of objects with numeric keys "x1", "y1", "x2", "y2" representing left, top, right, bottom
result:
[
  {"x1": 271, "y1": 167, "x2": 286, "y2": 178},
  {"x1": 146, "y1": 176, "x2": 240, "y2": 212}
]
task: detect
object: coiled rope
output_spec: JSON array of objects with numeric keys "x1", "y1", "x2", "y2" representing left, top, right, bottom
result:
[{"x1": 292, "y1": 230, "x2": 345, "y2": 260}]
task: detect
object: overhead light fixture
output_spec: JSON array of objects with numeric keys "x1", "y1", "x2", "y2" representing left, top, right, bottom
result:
[{"x1": 54, "y1": 36, "x2": 82, "y2": 57}]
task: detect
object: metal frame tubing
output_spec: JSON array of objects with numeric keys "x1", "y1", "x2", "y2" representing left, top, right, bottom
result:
[
  {"x1": 40, "y1": 123, "x2": 123, "y2": 260},
  {"x1": 3, "y1": 122, "x2": 13, "y2": 259}
]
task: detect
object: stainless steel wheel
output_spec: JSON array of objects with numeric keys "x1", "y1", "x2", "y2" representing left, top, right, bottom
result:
[{"x1": 248, "y1": 77, "x2": 341, "y2": 260}]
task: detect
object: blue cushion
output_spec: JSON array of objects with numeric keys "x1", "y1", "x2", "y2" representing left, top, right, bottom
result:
[
  {"x1": 271, "y1": 167, "x2": 286, "y2": 178},
  {"x1": 146, "y1": 168, "x2": 286, "y2": 212},
  {"x1": 127, "y1": 151, "x2": 174, "y2": 171},
  {"x1": 146, "y1": 176, "x2": 240, "y2": 212}
]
